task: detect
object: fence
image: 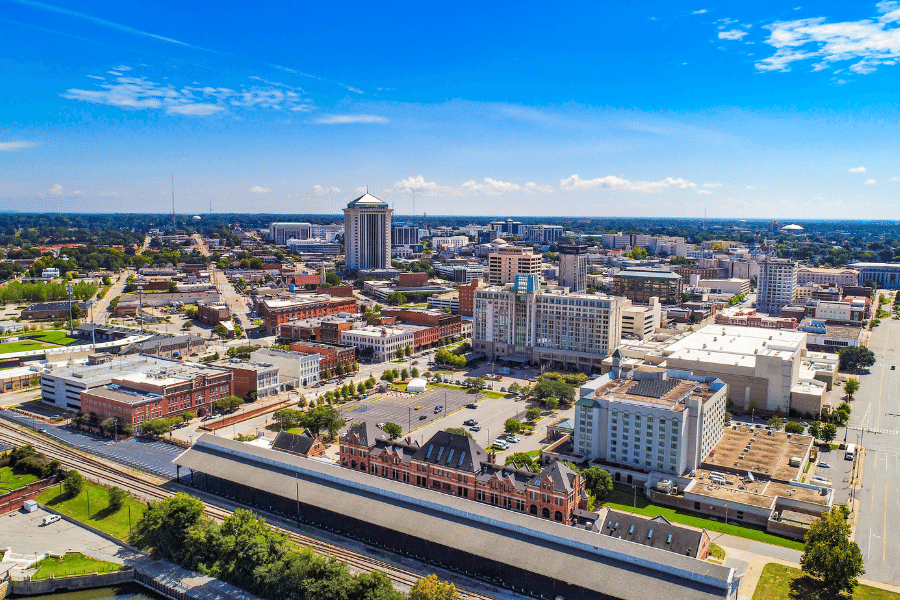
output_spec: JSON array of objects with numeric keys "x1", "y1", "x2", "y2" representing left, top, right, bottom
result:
[
  {"x1": 10, "y1": 569, "x2": 134, "y2": 595},
  {"x1": 199, "y1": 398, "x2": 293, "y2": 432},
  {"x1": 0, "y1": 475, "x2": 61, "y2": 515}
]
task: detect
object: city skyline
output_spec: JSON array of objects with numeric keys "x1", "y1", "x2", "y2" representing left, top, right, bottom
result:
[{"x1": 3, "y1": 1, "x2": 900, "y2": 218}]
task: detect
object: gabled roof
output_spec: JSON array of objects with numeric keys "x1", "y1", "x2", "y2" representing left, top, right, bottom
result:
[
  {"x1": 528, "y1": 461, "x2": 579, "y2": 493},
  {"x1": 272, "y1": 430, "x2": 318, "y2": 456},
  {"x1": 600, "y1": 509, "x2": 706, "y2": 558},
  {"x1": 346, "y1": 192, "x2": 389, "y2": 209},
  {"x1": 346, "y1": 422, "x2": 384, "y2": 447},
  {"x1": 414, "y1": 430, "x2": 486, "y2": 473}
]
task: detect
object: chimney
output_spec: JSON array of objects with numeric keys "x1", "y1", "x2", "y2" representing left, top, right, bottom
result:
[{"x1": 488, "y1": 451, "x2": 496, "y2": 464}]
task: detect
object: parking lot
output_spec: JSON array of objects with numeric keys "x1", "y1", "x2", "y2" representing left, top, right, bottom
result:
[
  {"x1": 0, "y1": 411, "x2": 182, "y2": 478},
  {"x1": 813, "y1": 446, "x2": 854, "y2": 503},
  {"x1": 339, "y1": 387, "x2": 481, "y2": 435}
]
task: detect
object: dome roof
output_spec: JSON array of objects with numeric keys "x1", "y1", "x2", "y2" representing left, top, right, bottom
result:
[
  {"x1": 781, "y1": 224, "x2": 804, "y2": 231},
  {"x1": 347, "y1": 192, "x2": 388, "y2": 208}
]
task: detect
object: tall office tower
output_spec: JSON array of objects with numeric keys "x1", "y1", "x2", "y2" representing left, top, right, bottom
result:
[
  {"x1": 487, "y1": 247, "x2": 542, "y2": 285},
  {"x1": 343, "y1": 192, "x2": 393, "y2": 271},
  {"x1": 756, "y1": 258, "x2": 798, "y2": 316},
  {"x1": 558, "y1": 244, "x2": 588, "y2": 292}
]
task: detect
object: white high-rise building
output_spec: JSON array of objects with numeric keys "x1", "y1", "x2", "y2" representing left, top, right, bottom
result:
[
  {"x1": 558, "y1": 244, "x2": 588, "y2": 292},
  {"x1": 757, "y1": 258, "x2": 798, "y2": 316},
  {"x1": 343, "y1": 192, "x2": 393, "y2": 271},
  {"x1": 269, "y1": 222, "x2": 311, "y2": 245}
]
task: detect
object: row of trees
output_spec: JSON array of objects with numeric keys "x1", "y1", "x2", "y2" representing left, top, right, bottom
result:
[
  {"x1": 129, "y1": 494, "x2": 460, "y2": 600},
  {"x1": 1, "y1": 444, "x2": 60, "y2": 479},
  {"x1": 273, "y1": 405, "x2": 344, "y2": 439}
]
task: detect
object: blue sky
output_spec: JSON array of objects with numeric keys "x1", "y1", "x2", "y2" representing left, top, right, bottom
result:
[{"x1": 2, "y1": 1, "x2": 900, "y2": 218}]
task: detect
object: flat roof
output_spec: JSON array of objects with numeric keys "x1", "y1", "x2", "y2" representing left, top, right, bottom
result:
[
  {"x1": 703, "y1": 426, "x2": 813, "y2": 481},
  {"x1": 174, "y1": 435, "x2": 736, "y2": 600},
  {"x1": 664, "y1": 325, "x2": 804, "y2": 366},
  {"x1": 615, "y1": 270, "x2": 682, "y2": 280}
]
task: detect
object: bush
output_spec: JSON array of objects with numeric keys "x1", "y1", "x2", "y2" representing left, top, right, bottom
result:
[
  {"x1": 108, "y1": 486, "x2": 128, "y2": 511},
  {"x1": 526, "y1": 407, "x2": 541, "y2": 422}
]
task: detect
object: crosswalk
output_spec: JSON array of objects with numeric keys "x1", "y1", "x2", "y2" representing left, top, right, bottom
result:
[{"x1": 848, "y1": 426, "x2": 900, "y2": 436}]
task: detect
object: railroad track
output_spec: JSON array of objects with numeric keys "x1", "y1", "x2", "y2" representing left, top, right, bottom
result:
[{"x1": 0, "y1": 422, "x2": 495, "y2": 599}]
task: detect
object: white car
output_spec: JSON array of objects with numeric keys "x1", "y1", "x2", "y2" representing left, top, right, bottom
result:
[
  {"x1": 492, "y1": 439, "x2": 510, "y2": 450},
  {"x1": 505, "y1": 435, "x2": 520, "y2": 443}
]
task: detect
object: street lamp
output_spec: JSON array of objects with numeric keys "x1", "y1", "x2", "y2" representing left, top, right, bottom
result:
[
  {"x1": 137, "y1": 286, "x2": 144, "y2": 332},
  {"x1": 66, "y1": 283, "x2": 74, "y2": 335}
]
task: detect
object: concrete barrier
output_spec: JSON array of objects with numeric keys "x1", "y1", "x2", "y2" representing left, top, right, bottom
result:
[{"x1": 11, "y1": 569, "x2": 134, "y2": 595}]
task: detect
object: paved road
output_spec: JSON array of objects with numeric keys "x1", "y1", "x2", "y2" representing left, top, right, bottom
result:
[
  {"x1": 848, "y1": 310, "x2": 900, "y2": 586},
  {"x1": 91, "y1": 267, "x2": 133, "y2": 325}
]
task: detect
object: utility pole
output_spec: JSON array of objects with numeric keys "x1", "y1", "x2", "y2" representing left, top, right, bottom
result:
[{"x1": 66, "y1": 283, "x2": 74, "y2": 336}]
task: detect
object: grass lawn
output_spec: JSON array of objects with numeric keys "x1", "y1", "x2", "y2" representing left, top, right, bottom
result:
[
  {"x1": 37, "y1": 480, "x2": 147, "y2": 541},
  {"x1": 0, "y1": 466, "x2": 40, "y2": 492},
  {"x1": 394, "y1": 383, "x2": 408, "y2": 391},
  {"x1": 604, "y1": 484, "x2": 804, "y2": 550},
  {"x1": 31, "y1": 552, "x2": 127, "y2": 580},
  {"x1": 752, "y1": 563, "x2": 900, "y2": 600},
  {"x1": 0, "y1": 340, "x2": 45, "y2": 354},
  {"x1": 28, "y1": 330, "x2": 79, "y2": 345}
]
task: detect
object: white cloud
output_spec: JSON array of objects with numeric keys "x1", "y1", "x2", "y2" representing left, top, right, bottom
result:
[
  {"x1": 524, "y1": 182, "x2": 554, "y2": 194},
  {"x1": 890, "y1": 176, "x2": 900, "y2": 181},
  {"x1": 62, "y1": 70, "x2": 312, "y2": 116},
  {"x1": 0, "y1": 141, "x2": 38, "y2": 151},
  {"x1": 394, "y1": 175, "x2": 444, "y2": 194},
  {"x1": 49, "y1": 184, "x2": 63, "y2": 195},
  {"x1": 757, "y1": 3, "x2": 900, "y2": 73},
  {"x1": 250, "y1": 186, "x2": 271, "y2": 193},
  {"x1": 702, "y1": 182, "x2": 723, "y2": 188},
  {"x1": 746, "y1": 185, "x2": 754, "y2": 189},
  {"x1": 848, "y1": 166, "x2": 867, "y2": 173},
  {"x1": 313, "y1": 185, "x2": 341, "y2": 194},
  {"x1": 314, "y1": 114, "x2": 389, "y2": 124},
  {"x1": 113, "y1": 65, "x2": 132, "y2": 71},
  {"x1": 559, "y1": 174, "x2": 697, "y2": 193},
  {"x1": 865, "y1": 178, "x2": 877, "y2": 185},
  {"x1": 693, "y1": 9, "x2": 708, "y2": 14},
  {"x1": 462, "y1": 178, "x2": 522, "y2": 195},
  {"x1": 719, "y1": 29, "x2": 748, "y2": 40},
  {"x1": 697, "y1": 189, "x2": 712, "y2": 194}
]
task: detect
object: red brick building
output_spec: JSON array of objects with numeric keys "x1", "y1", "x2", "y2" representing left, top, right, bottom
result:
[
  {"x1": 340, "y1": 425, "x2": 586, "y2": 523},
  {"x1": 397, "y1": 272, "x2": 429, "y2": 287},
  {"x1": 288, "y1": 341, "x2": 356, "y2": 376},
  {"x1": 380, "y1": 307, "x2": 462, "y2": 342},
  {"x1": 272, "y1": 430, "x2": 326, "y2": 458},
  {"x1": 316, "y1": 285, "x2": 355, "y2": 298},
  {"x1": 457, "y1": 278, "x2": 483, "y2": 317},
  {"x1": 197, "y1": 300, "x2": 230, "y2": 326},
  {"x1": 259, "y1": 295, "x2": 358, "y2": 334},
  {"x1": 79, "y1": 362, "x2": 233, "y2": 425}
]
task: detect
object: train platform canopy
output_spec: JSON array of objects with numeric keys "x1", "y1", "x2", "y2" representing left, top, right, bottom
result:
[{"x1": 175, "y1": 435, "x2": 740, "y2": 600}]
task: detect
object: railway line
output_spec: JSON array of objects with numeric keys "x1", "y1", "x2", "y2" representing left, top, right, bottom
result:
[{"x1": 0, "y1": 422, "x2": 496, "y2": 599}]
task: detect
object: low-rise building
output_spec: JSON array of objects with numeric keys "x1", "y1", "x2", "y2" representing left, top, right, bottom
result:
[
  {"x1": 197, "y1": 301, "x2": 230, "y2": 326},
  {"x1": 22, "y1": 301, "x2": 90, "y2": 320},
  {"x1": 574, "y1": 366, "x2": 727, "y2": 476},
  {"x1": 796, "y1": 266, "x2": 859, "y2": 288},
  {"x1": 341, "y1": 326, "x2": 414, "y2": 363},
  {"x1": 380, "y1": 307, "x2": 462, "y2": 342},
  {"x1": 457, "y1": 278, "x2": 483, "y2": 317},
  {"x1": 340, "y1": 426, "x2": 586, "y2": 523},
  {"x1": 426, "y1": 291, "x2": 459, "y2": 313},
  {"x1": 258, "y1": 294, "x2": 358, "y2": 335},
  {"x1": 249, "y1": 348, "x2": 320, "y2": 387},
  {"x1": 41, "y1": 355, "x2": 175, "y2": 410},
  {"x1": 613, "y1": 270, "x2": 683, "y2": 304},
  {"x1": 118, "y1": 334, "x2": 206, "y2": 359},
  {"x1": 277, "y1": 313, "x2": 363, "y2": 343},
  {"x1": 287, "y1": 341, "x2": 356, "y2": 376},
  {"x1": 696, "y1": 278, "x2": 750, "y2": 296},
  {"x1": 621, "y1": 297, "x2": 662, "y2": 340},
  {"x1": 271, "y1": 430, "x2": 326, "y2": 458},
  {"x1": 212, "y1": 359, "x2": 283, "y2": 399},
  {"x1": 79, "y1": 361, "x2": 233, "y2": 424}
]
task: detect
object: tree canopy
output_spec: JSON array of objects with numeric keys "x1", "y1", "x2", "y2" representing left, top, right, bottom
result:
[{"x1": 801, "y1": 508, "x2": 864, "y2": 594}]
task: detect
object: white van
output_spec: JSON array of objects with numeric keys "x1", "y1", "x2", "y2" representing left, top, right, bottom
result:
[
  {"x1": 41, "y1": 514, "x2": 61, "y2": 526},
  {"x1": 845, "y1": 443, "x2": 856, "y2": 461},
  {"x1": 492, "y1": 439, "x2": 510, "y2": 450}
]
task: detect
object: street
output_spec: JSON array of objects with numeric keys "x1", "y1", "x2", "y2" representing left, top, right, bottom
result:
[{"x1": 847, "y1": 311, "x2": 900, "y2": 586}]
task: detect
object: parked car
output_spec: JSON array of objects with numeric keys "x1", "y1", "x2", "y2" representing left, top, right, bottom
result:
[
  {"x1": 505, "y1": 435, "x2": 520, "y2": 443},
  {"x1": 419, "y1": 415, "x2": 428, "y2": 420},
  {"x1": 463, "y1": 419, "x2": 478, "y2": 426},
  {"x1": 434, "y1": 405, "x2": 443, "y2": 413},
  {"x1": 800, "y1": 421, "x2": 810, "y2": 427},
  {"x1": 469, "y1": 426, "x2": 481, "y2": 432},
  {"x1": 465, "y1": 403, "x2": 478, "y2": 409},
  {"x1": 492, "y1": 439, "x2": 510, "y2": 450},
  {"x1": 500, "y1": 387, "x2": 507, "y2": 392},
  {"x1": 819, "y1": 462, "x2": 831, "y2": 468}
]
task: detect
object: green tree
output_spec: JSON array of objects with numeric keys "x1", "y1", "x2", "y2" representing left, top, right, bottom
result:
[
  {"x1": 844, "y1": 378, "x2": 860, "y2": 400},
  {"x1": 444, "y1": 427, "x2": 474, "y2": 439},
  {"x1": 504, "y1": 418, "x2": 522, "y2": 434},
  {"x1": 387, "y1": 291, "x2": 407, "y2": 306},
  {"x1": 821, "y1": 423, "x2": 838, "y2": 444},
  {"x1": 63, "y1": 469, "x2": 84, "y2": 498},
  {"x1": 404, "y1": 344, "x2": 412, "y2": 357},
  {"x1": 836, "y1": 346, "x2": 876, "y2": 372},
  {"x1": 583, "y1": 466, "x2": 614, "y2": 503},
  {"x1": 784, "y1": 421, "x2": 805, "y2": 434},
  {"x1": 129, "y1": 493, "x2": 205, "y2": 563},
  {"x1": 382, "y1": 422, "x2": 402, "y2": 440},
  {"x1": 409, "y1": 574, "x2": 459, "y2": 600},
  {"x1": 504, "y1": 452, "x2": 540, "y2": 472},
  {"x1": 401, "y1": 368, "x2": 409, "y2": 380},
  {"x1": 364, "y1": 377, "x2": 375, "y2": 389},
  {"x1": 100, "y1": 418, "x2": 117, "y2": 436},
  {"x1": 141, "y1": 418, "x2": 173, "y2": 437},
  {"x1": 357, "y1": 382, "x2": 366, "y2": 395},
  {"x1": 724, "y1": 411, "x2": 732, "y2": 426},
  {"x1": 808, "y1": 421, "x2": 821, "y2": 440},
  {"x1": 381, "y1": 371, "x2": 395, "y2": 382},
  {"x1": 546, "y1": 398, "x2": 559, "y2": 411},
  {"x1": 411, "y1": 367, "x2": 419, "y2": 378},
  {"x1": 767, "y1": 416, "x2": 784, "y2": 431},
  {"x1": 108, "y1": 486, "x2": 128, "y2": 511},
  {"x1": 526, "y1": 407, "x2": 542, "y2": 422},
  {"x1": 532, "y1": 378, "x2": 575, "y2": 403},
  {"x1": 395, "y1": 346, "x2": 404, "y2": 360},
  {"x1": 464, "y1": 377, "x2": 485, "y2": 390},
  {"x1": 801, "y1": 508, "x2": 865, "y2": 594},
  {"x1": 212, "y1": 324, "x2": 228, "y2": 338}
]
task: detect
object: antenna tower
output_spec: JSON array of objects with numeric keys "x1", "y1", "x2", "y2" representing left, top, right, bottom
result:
[{"x1": 171, "y1": 174, "x2": 176, "y2": 232}]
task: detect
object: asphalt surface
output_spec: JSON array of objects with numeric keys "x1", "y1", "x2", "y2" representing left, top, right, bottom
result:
[
  {"x1": 0, "y1": 410, "x2": 182, "y2": 478},
  {"x1": 848, "y1": 308, "x2": 900, "y2": 586},
  {"x1": 339, "y1": 387, "x2": 479, "y2": 435}
]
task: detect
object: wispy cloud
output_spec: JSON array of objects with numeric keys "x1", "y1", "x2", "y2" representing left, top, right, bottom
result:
[
  {"x1": 0, "y1": 141, "x2": 39, "y2": 151},
  {"x1": 462, "y1": 178, "x2": 524, "y2": 195},
  {"x1": 697, "y1": 189, "x2": 712, "y2": 194},
  {"x1": 865, "y1": 178, "x2": 877, "y2": 185},
  {"x1": 719, "y1": 29, "x2": 748, "y2": 40},
  {"x1": 559, "y1": 174, "x2": 697, "y2": 193},
  {"x1": 313, "y1": 185, "x2": 341, "y2": 194},
  {"x1": 702, "y1": 182, "x2": 723, "y2": 188},
  {"x1": 524, "y1": 182, "x2": 554, "y2": 194},
  {"x1": 49, "y1": 183, "x2": 63, "y2": 195},
  {"x1": 314, "y1": 114, "x2": 389, "y2": 124},
  {"x1": 890, "y1": 176, "x2": 900, "y2": 181},
  {"x1": 757, "y1": 2, "x2": 900, "y2": 74},
  {"x1": 250, "y1": 186, "x2": 270, "y2": 193},
  {"x1": 7, "y1": 0, "x2": 208, "y2": 50},
  {"x1": 693, "y1": 9, "x2": 708, "y2": 14},
  {"x1": 848, "y1": 166, "x2": 867, "y2": 173},
  {"x1": 393, "y1": 176, "x2": 450, "y2": 195},
  {"x1": 62, "y1": 68, "x2": 312, "y2": 116}
]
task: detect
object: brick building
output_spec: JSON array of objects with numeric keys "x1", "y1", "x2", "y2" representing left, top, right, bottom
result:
[
  {"x1": 22, "y1": 301, "x2": 90, "y2": 320},
  {"x1": 340, "y1": 425, "x2": 586, "y2": 523},
  {"x1": 457, "y1": 278, "x2": 483, "y2": 317},
  {"x1": 278, "y1": 314, "x2": 363, "y2": 343},
  {"x1": 288, "y1": 341, "x2": 356, "y2": 376},
  {"x1": 397, "y1": 272, "x2": 429, "y2": 287},
  {"x1": 380, "y1": 307, "x2": 462, "y2": 342},
  {"x1": 197, "y1": 301, "x2": 230, "y2": 326},
  {"x1": 79, "y1": 362, "x2": 233, "y2": 424},
  {"x1": 212, "y1": 359, "x2": 281, "y2": 399},
  {"x1": 272, "y1": 430, "x2": 326, "y2": 458},
  {"x1": 258, "y1": 295, "x2": 358, "y2": 334}
]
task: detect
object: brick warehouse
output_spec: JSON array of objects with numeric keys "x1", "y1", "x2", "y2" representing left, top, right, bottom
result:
[
  {"x1": 258, "y1": 294, "x2": 358, "y2": 334},
  {"x1": 341, "y1": 425, "x2": 586, "y2": 523},
  {"x1": 79, "y1": 362, "x2": 233, "y2": 424}
]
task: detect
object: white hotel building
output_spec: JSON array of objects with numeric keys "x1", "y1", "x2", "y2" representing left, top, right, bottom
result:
[{"x1": 341, "y1": 326, "x2": 414, "y2": 363}]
